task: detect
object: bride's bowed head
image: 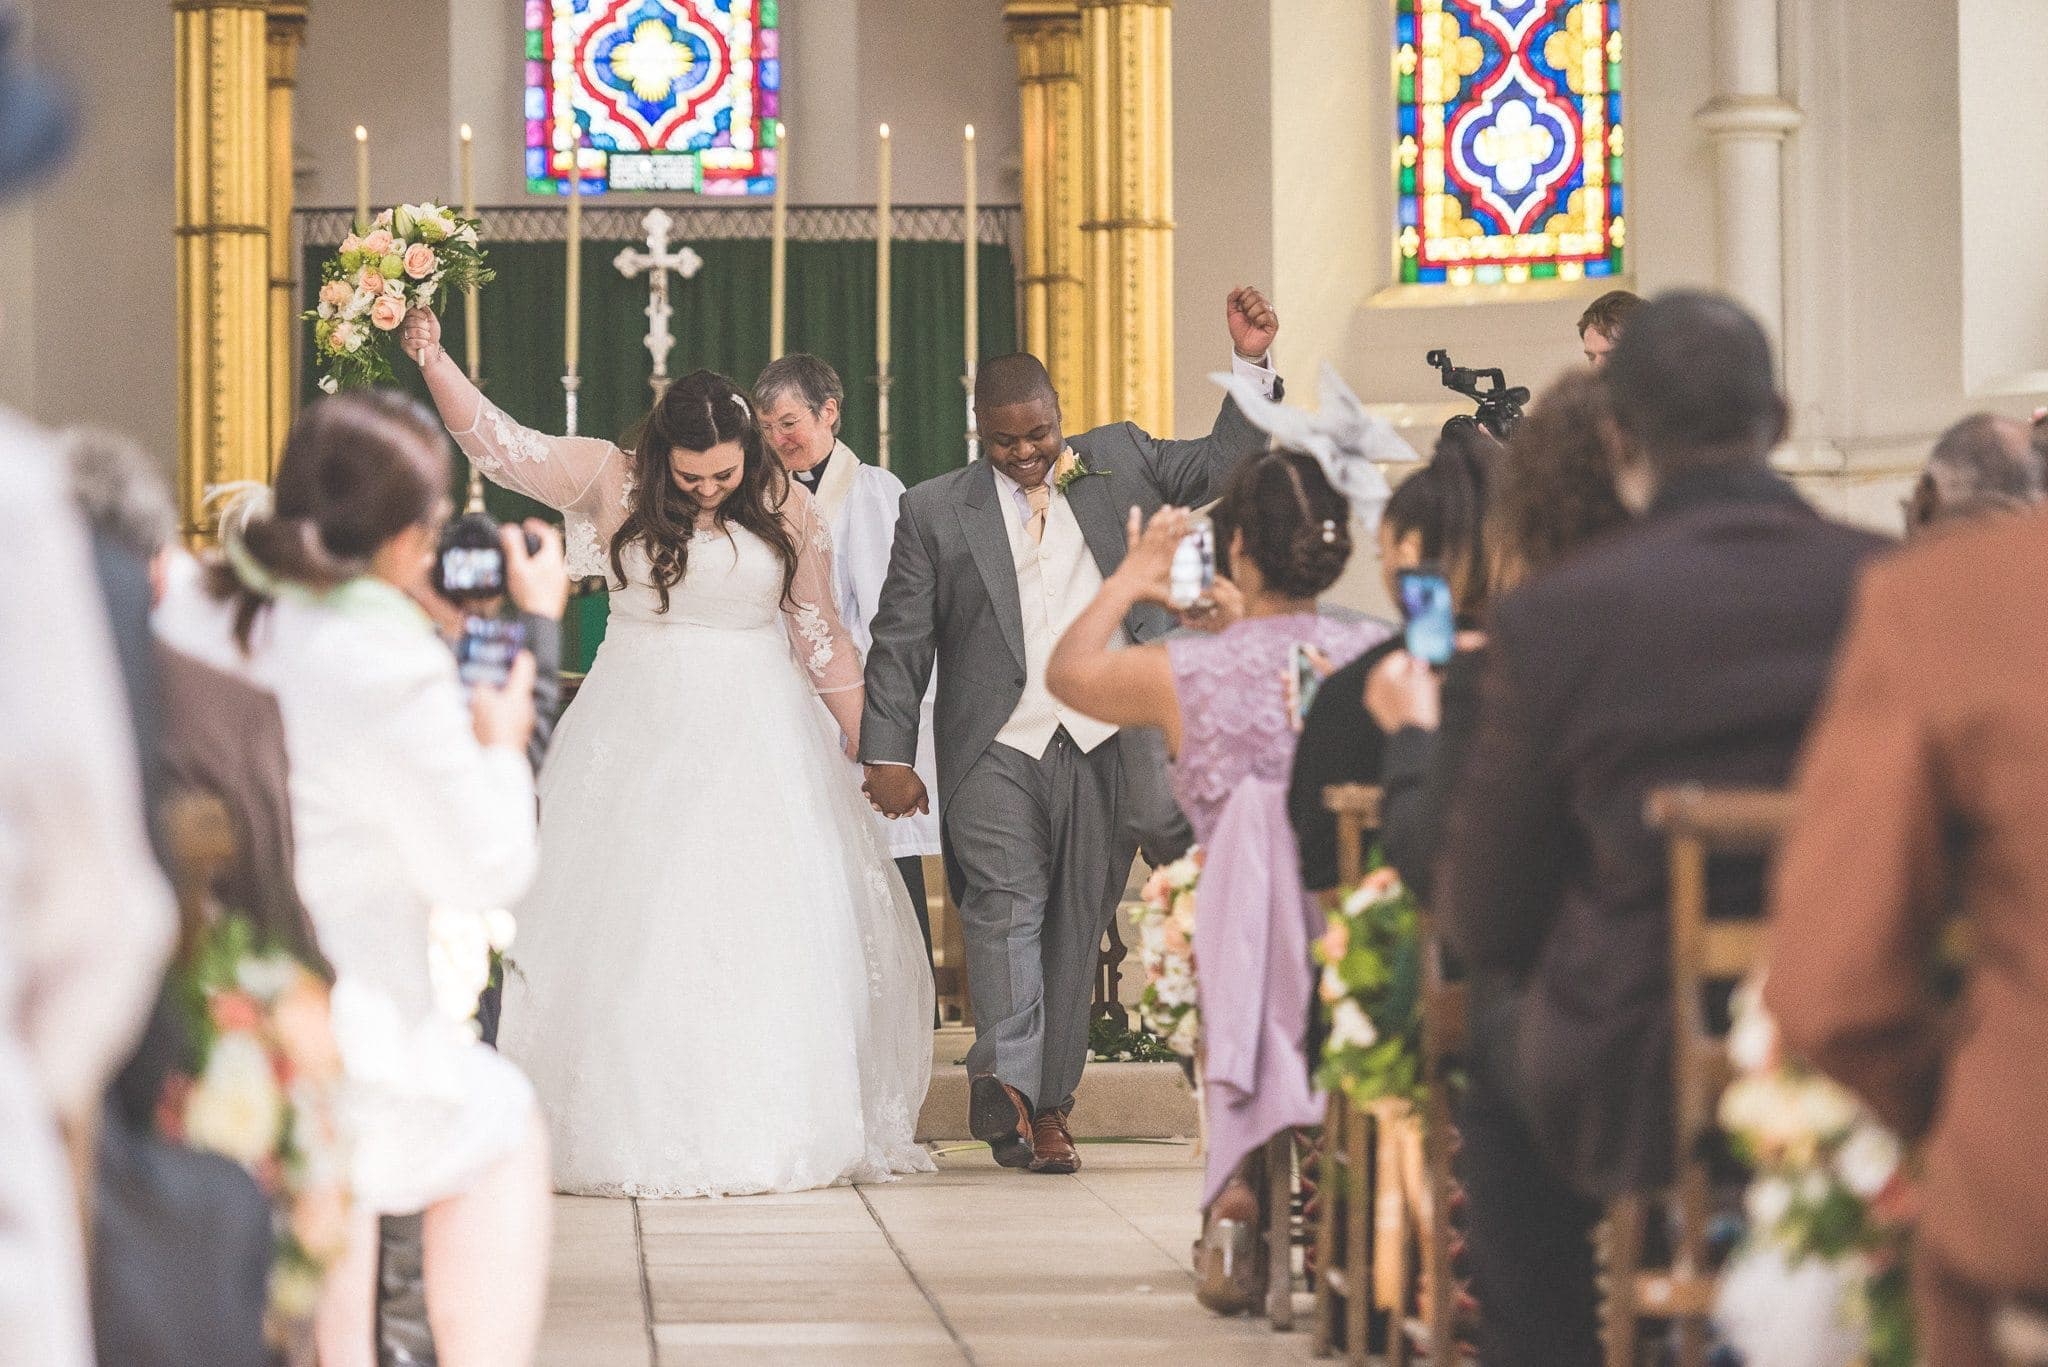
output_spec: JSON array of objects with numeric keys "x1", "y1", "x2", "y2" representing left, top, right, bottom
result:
[{"x1": 615, "y1": 371, "x2": 804, "y2": 615}]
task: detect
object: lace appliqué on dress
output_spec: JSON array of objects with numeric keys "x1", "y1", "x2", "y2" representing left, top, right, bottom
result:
[
  {"x1": 480, "y1": 404, "x2": 551, "y2": 470},
  {"x1": 564, "y1": 514, "x2": 606, "y2": 579},
  {"x1": 791, "y1": 602, "x2": 835, "y2": 677}
]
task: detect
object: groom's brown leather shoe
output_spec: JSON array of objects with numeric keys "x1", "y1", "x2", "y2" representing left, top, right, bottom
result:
[
  {"x1": 1029, "y1": 1110, "x2": 1079, "y2": 1174},
  {"x1": 969, "y1": 1075, "x2": 1036, "y2": 1169}
]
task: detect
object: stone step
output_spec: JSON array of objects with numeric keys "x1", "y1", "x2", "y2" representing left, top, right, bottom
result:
[{"x1": 915, "y1": 1025, "x2": 1198, "y2": 1141}]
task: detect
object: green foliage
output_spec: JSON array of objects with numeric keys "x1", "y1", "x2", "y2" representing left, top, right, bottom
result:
[
  {"x1": 1313, "y1": 865, "x2": 1425, "y2": 1108},
  {"x1": 1088, "y1": 1016, "x2": 1179, "y2": 1063}
]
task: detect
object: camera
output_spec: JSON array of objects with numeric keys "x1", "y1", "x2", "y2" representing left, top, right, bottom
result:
[
  {"x1": 1426, "y1": 349, "x2": 1529, "y2": 440},
  {"x1": 435, "y1": 512, "x2": 545, "y2": 604}
]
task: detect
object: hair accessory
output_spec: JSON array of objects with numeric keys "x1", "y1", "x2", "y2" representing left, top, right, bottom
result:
[
  {"x1": 1211, "y1": 363, "x2": 1415, "y2": 534},
  {"x1": 1320, "y1": 519, "x2": 1338, "y2": 544},
  {"x1": 730, "y1": 392, "x2": 751, "y2": 419}
]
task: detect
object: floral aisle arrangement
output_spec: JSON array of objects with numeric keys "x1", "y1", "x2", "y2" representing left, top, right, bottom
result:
[
  {"x1": 1128, "y1": 848, "x2": 1203, "y2": 1059},
  {"x1": 306, "y1": 203, "x2": 491, "y2": 393},
  {"x1": 156, "y1": 917, "x2": 351, "y2": 1343},
  {"x1": 1715, "y1": 975, "x2": 1915, "y2": 1367},
  {"x1": 1313, "y1": 865, "x2": 1424, "y2": 1106}
]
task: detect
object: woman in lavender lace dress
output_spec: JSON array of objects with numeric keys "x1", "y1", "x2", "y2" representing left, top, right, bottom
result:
[{"x1": 1048, "y1": 449, "x2": 1389, "y2": 1313}]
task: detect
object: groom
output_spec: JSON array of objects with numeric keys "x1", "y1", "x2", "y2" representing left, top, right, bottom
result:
[{"x1": 862, "y1": 288, "x2": 1281, "y2": 1173}]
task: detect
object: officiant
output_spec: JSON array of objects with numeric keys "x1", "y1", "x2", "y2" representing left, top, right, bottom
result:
[{"x1": 755, "y1": 355, "x2": 943, "y2": 964}]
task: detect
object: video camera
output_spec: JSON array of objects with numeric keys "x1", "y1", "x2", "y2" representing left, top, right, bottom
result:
[{"x1": 1426, "y1": 349, "x2": 1529, "y2": 440}]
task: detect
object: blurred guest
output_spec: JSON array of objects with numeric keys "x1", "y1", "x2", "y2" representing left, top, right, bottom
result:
[
  {"x1": 1436, "y1": 291, "x2": 1889, "y2": 1365},
  {"x1": 155, "y1": 391, "x2": 552, "y2": 1367},
  {"x1": 1288, "y1": 417, "x2": 1499, "y2": 897},
  {"x1": 1768, "y1": 504, "x2": 2048, "y2": 1365},
  {"x1": 1577, "y1": 288, "x2": 1641, "y2": 369},
  {"x1": 1903, "y1": 412, "x2": 2045, "y2": 535},
  {"x1": 1048, "y1": 450, "x2": 1388, "y2": 1313},
  {"x1": 63, "y1": 427, "x2": 278, "y2": 1367}
]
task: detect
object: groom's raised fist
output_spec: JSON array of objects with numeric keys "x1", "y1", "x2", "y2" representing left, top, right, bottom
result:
[
  {"x1": 1227, "y1": 286, "x2": 1279, "y2": 361},
  {"x1": 862, "y1": 764, "x2": 930, "y2": 820}
]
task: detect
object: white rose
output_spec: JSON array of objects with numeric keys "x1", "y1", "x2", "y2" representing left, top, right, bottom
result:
[
  {"x1": 1329, "y1": 999, "x2": 1379, "y2": 1052},
  {"x1": 331, "y1": 321, "x2": 364, "y2": 354},
  {"x1": 343, "y1": 287, "x2": 373, "y2": 321},
  {"x1": 483, "y1": 908, "x2": 518, "y2": 954},
  {"x1": 235, "y1": 953, "x2": 297, "y2": 1001},
  {"x1": 427, "y1": 907, "x2": 493, "y2": 1021},
  {"x1": 184, "y1": 1033, "x2": 285, "y2": 1166},
  {"x1": 318, "y1": 375, "x2": 340, "y2": 395},
  {"x1": 1834, "y1": 1122, "x2": 1901, "y2": 1200},
  {"x1": 1745, "y1": 1174, "x2": 1795, "y2": 1230},
  {"x1": 1796, "y1": 1077, "x2": 1861, "y2": 1141},
  {"x1": 1167, "y1": 1011, "x2": 1200, "y2": 1057},
  {"x1": 318, "y1": 301, "x2": 335, "y2": 321},
  {"x1": 1727, "y1": 1001, "x2": 1778, "y2": 1074}
]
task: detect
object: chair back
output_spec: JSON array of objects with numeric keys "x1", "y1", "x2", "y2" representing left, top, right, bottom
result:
[{"x1": 1323, "y1": 784, "x2": 1384, "y2": 890}]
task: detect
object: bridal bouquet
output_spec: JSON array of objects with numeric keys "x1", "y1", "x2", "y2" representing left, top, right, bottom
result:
[
  {"x1": 1716, "y1": 975, "x2": 1915, "y2": 1367},
  {"x1": 1129, "y1": 848, "x2": 1203, "y2": 1058},
  {"x1": 1314, "y1": 865, "x2": 1423, "y2": 1106},
  {"x1": 427, "y1": 905, "x2": 518, "y2": 1030},
  {"x1": 306, "y1": 203, "x2": 491, "y2": 393},
  {"x1": 157, "y1": 916, "x2": 351, "y2": 1343}
]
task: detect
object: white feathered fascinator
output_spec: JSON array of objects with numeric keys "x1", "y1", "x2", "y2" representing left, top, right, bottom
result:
[{"x1": 1214, "y1": 363, "x2": 1419, "y2": 534}]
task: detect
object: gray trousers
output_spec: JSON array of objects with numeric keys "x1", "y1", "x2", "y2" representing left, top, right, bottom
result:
[{"x1": 943, "y1": 730, "x2": 1133, "y2": 1114}]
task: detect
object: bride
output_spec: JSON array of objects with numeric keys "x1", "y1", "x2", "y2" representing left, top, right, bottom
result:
[{"x1": 402, "y1": 307, "x2": 934, "y2": 1198}]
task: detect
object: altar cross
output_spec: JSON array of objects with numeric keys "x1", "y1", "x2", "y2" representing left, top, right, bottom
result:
[{"x1": 613, "y1": 208, "x2": 704, "y2": 401}]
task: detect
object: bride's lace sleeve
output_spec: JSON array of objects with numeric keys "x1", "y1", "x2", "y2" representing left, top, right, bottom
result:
[{"x1": 781, "y1": 485, "x2": 865, "y2": 704}]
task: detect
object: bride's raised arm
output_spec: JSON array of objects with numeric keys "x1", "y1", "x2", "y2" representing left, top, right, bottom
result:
[
  {"x1": 780, "y1": 483, "x2": 866, "y2": 743},
  {"x1": 403, "y1": 306, "x2": 627, "y2": 524}
]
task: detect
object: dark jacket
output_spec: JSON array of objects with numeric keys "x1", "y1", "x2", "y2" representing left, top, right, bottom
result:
[
  {"x1": 1287, "y1": 635, "x2": 1404, "y2": 892},
  {"x1": 1377, "y1": 645, "x2": 1485, "y2": 908},
  {"x1": 1437, "y1": 467, "x2": 1889, "y2": 1197}
]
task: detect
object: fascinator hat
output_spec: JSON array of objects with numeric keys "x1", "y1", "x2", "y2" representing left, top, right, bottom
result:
[{"x1": 1214, "y1": 363, "x2": 1418, "y2": 534}]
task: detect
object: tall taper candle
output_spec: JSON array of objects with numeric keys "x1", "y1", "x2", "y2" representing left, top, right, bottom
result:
[
  {"x1": 964, "y1": 125, "x2": 978, "y2": 375},
  {"x1": 564, "y1": 144, "x2": 583, "y2": 377},
  {"x1": 876, "y1": 124, "x2": 892, "y2": 373},
  {"x1": 769, "y1": 121, "x2": 789, "y2": 361},
  {"x1": 354, "y1": 126, "x2": 370, "y2": 231},
  {"x1": 460, "y1": 125, "x2": 481, "y2": 382}
]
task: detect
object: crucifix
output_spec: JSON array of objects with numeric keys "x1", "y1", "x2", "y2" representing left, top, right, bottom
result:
[{"x1": 613, "y1": 208, "x2": 704, "y2": 401}]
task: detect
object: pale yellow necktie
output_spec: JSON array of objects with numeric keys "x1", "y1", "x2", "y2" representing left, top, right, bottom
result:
[{"x1": 1025, "y1": 483, "x2": 1052, "y2": 545}]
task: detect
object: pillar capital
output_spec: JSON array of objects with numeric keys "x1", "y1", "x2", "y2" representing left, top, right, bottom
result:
[{"x1": 1693, "y1": 94, "x2": 1803, "y2": 141}]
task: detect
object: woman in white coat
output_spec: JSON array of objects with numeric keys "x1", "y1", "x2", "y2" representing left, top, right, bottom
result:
[{"x1": 155, "y1": 391, "x2": 552, "y2": 1367}]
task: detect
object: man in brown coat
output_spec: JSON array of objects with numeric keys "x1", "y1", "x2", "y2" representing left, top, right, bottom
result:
[{"x1": 1768, "y1": 505, "x2": 2048, "y2": 1364}]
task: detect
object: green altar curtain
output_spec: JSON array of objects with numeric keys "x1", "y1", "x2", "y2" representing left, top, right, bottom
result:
[{"x1": 303, "y1": 236, "x2": 1017, "y2": 668}]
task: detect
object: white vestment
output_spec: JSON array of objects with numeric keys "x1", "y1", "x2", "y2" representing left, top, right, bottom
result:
[{"x1": 812, "y1": 442, "x2": 942, "y2": 860}]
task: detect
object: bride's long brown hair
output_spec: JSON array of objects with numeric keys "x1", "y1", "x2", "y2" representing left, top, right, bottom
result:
[{"x1": 612, "y1": 369, "x2": 798, "y2": 614}]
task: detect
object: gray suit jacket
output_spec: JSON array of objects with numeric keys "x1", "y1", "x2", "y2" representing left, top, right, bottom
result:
[{"x1": 860, "y1": 387, "x2": 1278, "y2": 833}]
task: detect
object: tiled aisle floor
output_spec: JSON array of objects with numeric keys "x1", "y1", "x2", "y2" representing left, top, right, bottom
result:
[{"x1": 537, "y1": 1140, "x2": 1322, "y2": 1366}]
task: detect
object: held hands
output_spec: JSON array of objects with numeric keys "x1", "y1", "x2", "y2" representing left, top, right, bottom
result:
[
  {"x1": 502, "y1": 519, "x2": 569, "y2": 621},
  {"x1": 401, "y1": 306, "x2": 444, "y2": 368},
  {"x1": 1227, "y1": 286, "x2": 1280, "y2": 361},
  {"x1": 471, "y1": 651, "x2": 538, "y2": 753},
  {"x1": 1364, "y1": 650, "x2": 1442, "y2": 733},
  {"x1": 862, "y1": 764, "x2": 931, "y2": 820}
]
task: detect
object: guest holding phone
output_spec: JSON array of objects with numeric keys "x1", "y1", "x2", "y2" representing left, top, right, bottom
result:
[{"x1": 1047, "y1": 449, "x2": 1388, "y2": 1314}]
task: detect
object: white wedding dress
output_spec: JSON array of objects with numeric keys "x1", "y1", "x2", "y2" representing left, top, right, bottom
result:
[{"x1": 445, "y1": 384, "x2": 935, "y2": 1198}]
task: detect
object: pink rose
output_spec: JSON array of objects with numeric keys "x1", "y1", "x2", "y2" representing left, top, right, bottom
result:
[
  {"x1": 272, "y1": 978, "x2": 342, "y2": 1083},
  {"x1": 370, "y1": 295, "x2": 407, "y2": 331},
  {"x1": 361, "y1": 229, "x2": 394, "y2": 256},
  {"x1": 358, "y1": 269, "x2": 386, "y2": 295},
  {"x1": 319, "y1": 280, "x2": 353, "y2": 309},
  {"x1": 403, "y1": 243, "x2": 438, "y2": 280},
  {"x1": 209, "y1": 991, "x2": 262, "y2": 1034}
]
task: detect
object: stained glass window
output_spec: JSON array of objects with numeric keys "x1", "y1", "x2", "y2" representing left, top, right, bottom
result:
[
  {"x1": 526, "y1": 0, "x2": 780, "y2": 196},
  {"x1": 1395, "y1": 0, "x2": 1623, "y2": 286}
]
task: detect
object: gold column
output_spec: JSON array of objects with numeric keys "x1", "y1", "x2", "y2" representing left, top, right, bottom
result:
[
  {"x1": 265, "y1": 2, "x2": 307, "y2": 465},
  {"x1": 1079, "y1": 0, "x2": 1173, "y2": 434},
  {"x1": 1004, "y1": 0, "x2": 1087, "y2": 425},
  {"x1": 175, "y1": 0, "x2": 272, "y2": 540}
]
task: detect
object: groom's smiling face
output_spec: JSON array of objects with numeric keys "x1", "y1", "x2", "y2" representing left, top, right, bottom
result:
[{"x1": 980, "y1": 396, "x2": 1064, "y2": 491}]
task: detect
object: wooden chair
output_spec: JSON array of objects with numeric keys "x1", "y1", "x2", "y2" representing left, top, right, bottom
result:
[{"x1": 1604, "y1": 785, "x2": 1794, "y2": 1367}]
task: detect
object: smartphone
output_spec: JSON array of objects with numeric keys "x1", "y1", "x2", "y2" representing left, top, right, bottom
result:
[
  {"x1": 1168, "y1": 518, "x2": 1216, "y2": 610},
  {"x1": 1397, "y1": 568, "x2": 1456, "y2": 667},
  {"x1": 1286, "y1": 643, "x2": 1332, "y2": 732},
  {"x1": 437, "y1": 512, "x2": 507, "y2": 600},
  {"x1": 456, "y1": 616, "x2": 527, "y2": 692}
]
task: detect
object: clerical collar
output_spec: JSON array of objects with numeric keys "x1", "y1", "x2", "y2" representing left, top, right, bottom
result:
[{"x1": 791, "y1": 447, "x2": 833, "y2": 491}]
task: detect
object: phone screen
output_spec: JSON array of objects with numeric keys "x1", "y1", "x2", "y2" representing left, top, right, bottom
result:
[
  {"x1": 1286, "y1": 643, "x2": 1328, "y2": 732},
  {"x1": 456, "y1": 616, "x2": 526, "y2": 691},
  {"x1": 1168, "y1": 521, "x2": 1216, "y2": 610},
  {"x1": 1397, "y1": 569, "x2": 1456, "y2": 667},
  {"x1": 440, "y1": 544, "x2": 506, "y2": 596}
]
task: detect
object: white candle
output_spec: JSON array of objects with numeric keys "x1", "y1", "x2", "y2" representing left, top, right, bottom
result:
[
  {"x1": 564, "y1": 142, "x2": 582, "y2": 375},
  {"x1": 460, "y1": 124, "x2": 480, "y2": 381},
  {"x1": 876, "y1": 124, "x2": 892, "y2": 374},
  {"x1": 354, "y1": 125, "x2": 370, "y2": 232},
  {"x1": 964, "y1": 124, "x2": 978, "y2": 375},
  {"x1": 770, "y1": 121, "x2": 789, "y2": 361}
]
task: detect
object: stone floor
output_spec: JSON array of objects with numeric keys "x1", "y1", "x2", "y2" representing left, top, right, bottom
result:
[{"x1": 537, "y1": 1140, "x2": 1323, "y2": 1366}]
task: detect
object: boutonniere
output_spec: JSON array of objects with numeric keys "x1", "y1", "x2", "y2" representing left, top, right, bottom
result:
[{"x1": 1053, "y1": 448, "x2": 1107, "y2": 495}]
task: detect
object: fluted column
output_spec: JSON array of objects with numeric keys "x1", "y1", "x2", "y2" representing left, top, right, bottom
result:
[
  {"x1": 1079, "y1": 0, "x2": 1173, "y2": 434},
  {"x1": 1694, "y1": 0, "x2": 1801, "y2": 351},
  {"x1": 175, "y1": 0, "x2": 271, "y2": 540},
  {"x1": 265, "y1": 2, "x2": 307, "y2": 465},
  {"x1": 1004, "y1": 0, "x2": 1088, "y2": 424}
]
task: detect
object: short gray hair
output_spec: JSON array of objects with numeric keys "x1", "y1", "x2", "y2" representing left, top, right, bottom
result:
[
  {"x1": 64, "y1": 426, "x2": 178, "y2": 557},
  {"x1": 753, "y1": 354, "x2": 845, "y2": 436},
  {"x1": 1915, "y1": 413, "x2": 2046, "y2": 529}
]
